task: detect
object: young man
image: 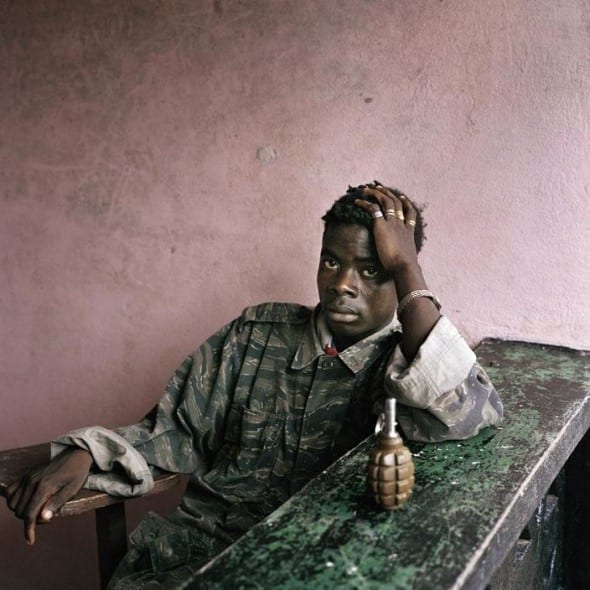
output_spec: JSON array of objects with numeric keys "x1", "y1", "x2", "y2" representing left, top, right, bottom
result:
[{"x1": 7, "y1": 183, "x2": 502, "y2": 588}]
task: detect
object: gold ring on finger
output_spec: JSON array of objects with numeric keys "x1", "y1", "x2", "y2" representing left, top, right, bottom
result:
[
  {"x1": 384, "y1": 209, "x2": 396, "y2": 218},
  {"x1": 394, "y1": 210, "x2": 405, "y2": 220},
  {"x1": 407, "y1": 219, "x2": 416, "y2": 227}
]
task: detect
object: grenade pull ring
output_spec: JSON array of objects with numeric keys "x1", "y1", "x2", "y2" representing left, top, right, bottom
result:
[{"x1": 367, "y1": 398, "x2": 415, "y2": 510}]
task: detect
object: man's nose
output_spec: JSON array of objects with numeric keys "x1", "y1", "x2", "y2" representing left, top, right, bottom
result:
[{"x1": 331, "y1": 268, "x2": 358, "y2": 296}]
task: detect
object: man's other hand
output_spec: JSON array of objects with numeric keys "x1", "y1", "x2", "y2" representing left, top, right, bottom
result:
[{"x1": 5, "y1": 448, "x2": 93, "y2": 544}]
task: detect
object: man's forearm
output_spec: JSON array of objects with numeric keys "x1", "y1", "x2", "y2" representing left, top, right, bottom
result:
[
  {"x1": 52, "y1": 426, "x2": 154, "y2": 497},
  {"x1": 393, "y1": 262, "x2": 440, "y2": 361}
]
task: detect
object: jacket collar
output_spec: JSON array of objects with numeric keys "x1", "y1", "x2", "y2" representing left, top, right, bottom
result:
[{"x1": 291, "y1": 306, "x2": 401, "y2": 374}]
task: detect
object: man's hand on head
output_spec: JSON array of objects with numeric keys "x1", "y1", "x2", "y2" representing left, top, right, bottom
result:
[
  {"x1": 354, "y1": 183, "x2": 440, "y2": 361},
  {"x1": 5, "y1": 448, "x2": 93, "y2": 545},
  {"x1": 354, "y1": 184, "x2": 420, "y2": 275}
]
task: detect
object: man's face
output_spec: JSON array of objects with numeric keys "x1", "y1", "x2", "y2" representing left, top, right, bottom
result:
[{"x1": 317, "y1": 223, "x2": 397, "y2": 350}]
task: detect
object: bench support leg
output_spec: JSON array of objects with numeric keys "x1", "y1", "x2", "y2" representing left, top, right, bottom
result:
[
  {"x1": 95, "y1": 503, "x2": 127, "y2": 590},
  {"x1": 564, "y1": 429, "x2": 590, "y2": 589}
]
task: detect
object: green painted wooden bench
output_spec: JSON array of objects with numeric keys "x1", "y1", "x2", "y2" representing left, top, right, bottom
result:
[{"x1": 178, "y1": 339, "x2": 589, "y2": 589}]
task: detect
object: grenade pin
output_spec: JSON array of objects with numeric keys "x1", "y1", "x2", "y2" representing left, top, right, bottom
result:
[{"x1": 367, "y1": 398, "x2": 415, "y2": 510}]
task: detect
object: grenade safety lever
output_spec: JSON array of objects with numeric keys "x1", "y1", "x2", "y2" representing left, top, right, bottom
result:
[{"x1": 367, "y1": 398, "x2": 415, "y2": 510}]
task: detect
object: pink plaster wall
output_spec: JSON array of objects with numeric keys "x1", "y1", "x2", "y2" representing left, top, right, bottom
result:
[{"x1": 1, "y1": 1, "x2": 588, "y2": 588}]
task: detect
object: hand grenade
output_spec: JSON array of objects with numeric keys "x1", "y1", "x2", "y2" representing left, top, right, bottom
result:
[{"x1": 367, "y1": 398, "x2": 415, "y2": 510}]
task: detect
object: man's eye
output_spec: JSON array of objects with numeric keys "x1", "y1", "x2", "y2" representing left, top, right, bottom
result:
[
  {"x1": 322, "y1": 258, "x2": 339, "y2": 270},
  {"x1": 362, "y1": 267, "x2": 380, "y2": 278}
]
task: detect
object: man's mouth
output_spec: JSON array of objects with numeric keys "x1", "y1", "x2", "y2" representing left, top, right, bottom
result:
[{"x1": 325, "y1": 305, "x2": 360, "y2": 323}]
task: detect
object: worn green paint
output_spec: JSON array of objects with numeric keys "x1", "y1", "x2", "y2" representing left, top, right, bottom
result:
[{"x1": 181, "y1": 340, "x2": 589, "y2": 589}]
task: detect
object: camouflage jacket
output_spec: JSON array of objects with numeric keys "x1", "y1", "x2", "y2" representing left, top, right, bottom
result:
[{"x1": 52, "y1": 302, "x2": 502, "y2": 586}]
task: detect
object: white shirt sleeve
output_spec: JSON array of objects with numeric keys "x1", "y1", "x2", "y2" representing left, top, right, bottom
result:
[{"x1": 384, "y1": 316, "x2": 503, "y2": 442}]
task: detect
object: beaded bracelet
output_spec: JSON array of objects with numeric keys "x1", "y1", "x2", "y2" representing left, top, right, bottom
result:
[{"x1": 397, "y1": 289, "x2": 441, "y2": 320}]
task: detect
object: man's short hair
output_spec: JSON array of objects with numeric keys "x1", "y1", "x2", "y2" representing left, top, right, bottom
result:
[{"x1": 322, "y1": 183, "x2": 426, "y2": 253}]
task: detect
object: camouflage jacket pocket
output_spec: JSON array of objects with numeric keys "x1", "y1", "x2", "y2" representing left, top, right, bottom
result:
[
  {"x1": 128, "y1": 512, "x2": 212, "y2": 574},
  {"x1": 224, "y1": 405, "x2": 285, "y2": 474}
]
